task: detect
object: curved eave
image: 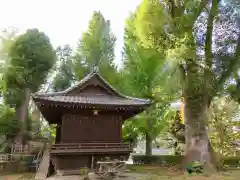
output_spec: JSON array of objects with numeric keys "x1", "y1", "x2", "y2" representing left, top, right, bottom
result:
[
  {"x1": 33, "y1": 97, "x2": 151, "y2": 110},
  {"x1": 32, "y1": 70, "x2": 153, "y2": 105},
  {"x1": 32, "y1": 97, "x2": 152, "y2": 124}
]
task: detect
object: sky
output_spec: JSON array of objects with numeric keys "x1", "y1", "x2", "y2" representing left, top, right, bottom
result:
[{"x1": 0, "y1": 0, "x2": 142, "y2": 66}]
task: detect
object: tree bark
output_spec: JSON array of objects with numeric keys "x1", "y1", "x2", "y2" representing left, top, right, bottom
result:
[
  {"x1": 15, "y1": 88, "x2": 31, "y2": 145},
  {"x1": 32, "y1": 104, "x2": 41, "y2": 136},
  {"x1": 145, "y1": 108, "x2": 153, "y2": 156},
  {"x1": 145, "y1": 132, "x2": 152, "y2": 156},
  {"x1": 183, "y1": 98, "x2": 218, "y2": 171}
]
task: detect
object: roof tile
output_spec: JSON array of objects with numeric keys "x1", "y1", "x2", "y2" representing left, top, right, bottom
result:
[
  {"x1": 33, "y1": 69, "x2": 152, "y2": 106},
  {"x1": 34, "y1": 95, "x2": 150, "y2": 105}
]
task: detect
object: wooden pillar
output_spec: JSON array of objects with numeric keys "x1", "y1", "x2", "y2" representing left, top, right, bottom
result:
[
  {"x1": 120, "y1": 118, "x2": 123, "y2": 142},
  {"x1": 56, "y1": 124, "x2": 61, "y2": 143},
  {"x1": 91, "y1": 155, "x2": 94, "y2": 169}
]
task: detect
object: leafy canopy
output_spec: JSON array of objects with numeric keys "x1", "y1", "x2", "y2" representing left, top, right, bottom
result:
[
  {"x1": 2, "y1": 28, "x2": 56, "y2": 107},
  {"x1": 121, "y1": 11, "x2": 179, "y2": 152},
  {"x1": 73, "y1": 11, "x2": 120, "y2": 87},
  {"x1": 52, "y1": 45, "x2": 75, "y2": 92},
  {"x1": 0, "y1": 105, "x2": 19, "y2": 138}
]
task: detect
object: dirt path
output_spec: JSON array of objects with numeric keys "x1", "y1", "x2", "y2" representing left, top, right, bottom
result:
[
  {"x1": 1, "y1": 173, "x2": 34, "y2": 180},
  {"x1": 46, "y1": 173, "x2": 150, "y2": 180}
]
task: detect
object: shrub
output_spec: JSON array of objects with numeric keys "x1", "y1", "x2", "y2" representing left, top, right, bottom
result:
[
  {"x1": 21, "y1": 155, "x2": 34, "y2": 162},
  {"x1": 79, "y1": 167, "x2": 89, "y2": 175},
  {"x1": 0, "y1": 143, "x2": 12, "y2": 153},
  {"x1": 0, "y1": 105, "x2": 20, "y2": 138},
  {"x1": 132, "y1": 155, "x2": 182, "y2": 166},
  {"x1": 185, "y1": 161, "x2": 203, "y2": 174},
  {"x1": 220, "y1": 156, "x2": 240, "y2": 168},
  {"x1": 132, "y1": 155, "x2": 240, "y2": 168},
  {"x1": 12, "y1": 155, "x2": 34, "y2": 162},
  {"x1": 80, "y1": 167, "x2": 90, "y2": 180}
]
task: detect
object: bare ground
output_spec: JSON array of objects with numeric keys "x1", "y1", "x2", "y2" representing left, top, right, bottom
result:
[{"x1": 1, "y1": 166, "x2": 240, "y2": 180}]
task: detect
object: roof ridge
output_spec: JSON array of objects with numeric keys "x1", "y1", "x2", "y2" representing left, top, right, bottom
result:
[
  {"x1": 33, "y1": 93, "x2": 151, "y2": 103},
  {"x1": 32, "y1": 95, "x2": 151, "y2": 105},
  {"x1": 32, "y1": 69, "x2": 152, "y2": 104}
]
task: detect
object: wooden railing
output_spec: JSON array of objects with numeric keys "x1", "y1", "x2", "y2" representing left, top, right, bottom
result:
[
  {"x1": 51, "y1": 143, "x2": 132, "y2": 153},
  {"x1": 11, "y1": 143, "x2": 37, "y2": 154},
  {"x1": 0, "y1": 154, "x2": 13, "y2": 162}
]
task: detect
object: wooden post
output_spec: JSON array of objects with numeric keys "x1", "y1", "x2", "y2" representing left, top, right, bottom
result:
[{"x1": 91, "y1": 155, "x2": 94, "y2": 170}]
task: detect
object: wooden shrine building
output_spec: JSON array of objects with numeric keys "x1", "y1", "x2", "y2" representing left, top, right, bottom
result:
[{"x1": 32, "y1": 68, "x2": 152, "y2": 175}]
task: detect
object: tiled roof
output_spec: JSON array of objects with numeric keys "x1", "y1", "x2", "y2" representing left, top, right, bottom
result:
[
  {"x1": 33, "y1": 94, "x2": 151, "y2": 106},
  {"x1": 32, "y1": 68, "x2": 152, "y2": 106}
]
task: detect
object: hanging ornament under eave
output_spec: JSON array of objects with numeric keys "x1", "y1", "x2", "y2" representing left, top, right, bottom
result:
[
  {"x1": 181, "y1": 97, "x2": 184, "y2": 124},
  {"x1": 93, "y1": 110, "x2": 99, "y2": 115}
]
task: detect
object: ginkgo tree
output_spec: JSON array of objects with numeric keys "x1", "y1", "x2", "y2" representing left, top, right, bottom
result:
[
  {"x1": 73, "y1": 11, "x2": 120, "y2": 87},
  {"x1": 133, "y1": 0, "x2": 240, "y2": 169},
  {"x1": 52, "y1": 45, "x2": 75, "y2": 92},
  {"x1": 122, "y1": 13, "x2": 179, "y2": 155}
]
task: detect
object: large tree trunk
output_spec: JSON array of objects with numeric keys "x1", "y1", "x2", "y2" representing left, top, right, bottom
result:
[
  {"x1": 145, "y1": 132, "x2": 152, "y2": 156},
  {"x1": 15, "y1": 88, "x2": 31, "y2": 145},
  {"x1": 183, "y1": 98, "x2": 217, "y2": 171},
  {"x1": 145, "y1": 108, "x2": 153, "y2": 156},
  {"x1": 32, "y1": 104, "x2": 41, "y2": 136}
]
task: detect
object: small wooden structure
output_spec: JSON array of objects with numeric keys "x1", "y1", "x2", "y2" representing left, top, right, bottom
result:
[
  {"x1": 32, "y1": 68, "x2": 152, "y2": 175},
  {"x1": 97, "y1": 160, "x2": 127, "y2": 178},
  {"x1": 0, "y1": 154, "x2": 13, "y2": 162},
  {"x1": 0, "y1": 154, "x2": 14, "y2": 172},
  {"x1": 11, "y1": 144, "x2": 36, "y2": 154}
]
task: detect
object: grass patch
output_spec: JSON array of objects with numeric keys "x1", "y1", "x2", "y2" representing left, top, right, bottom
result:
[
  {"x1": 127, "y1": 164, "x2": 181, "y2": 173},
  {"x1": 126, "y1": 165, "x2": 240, "y2": 180},
  {"x1": 0, "y1": 173, "x2": 34, "y2": 180}
]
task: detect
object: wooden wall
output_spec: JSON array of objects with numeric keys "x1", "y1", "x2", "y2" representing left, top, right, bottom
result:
[
  {"x1": 51, "y1": 153, "x2": 130, "y2": 172},
  {"x1": 61, "y1": 114, "x2": 122, "y2": 143},
  {"x1": 51, "y1": 155, "x2": 90, "y2": 170},
  {"x1": 55, "y1": 124, "x2": 61, "y2": 143}
]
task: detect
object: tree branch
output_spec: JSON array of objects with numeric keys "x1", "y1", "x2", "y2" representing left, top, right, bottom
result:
[
  {"x1": 186, "y1": 0, "x2": 208, "y2": 30},
  {"x1": 205, "y1": 0, "x2": 218, "y2": 68},
  {"x1": 179, "y1": 64, "x2": 186, "y2": 80},
  {"x1": 214, "y1": 27, "x2": 240, "y2": 97},
  {"x1": 204, "y1": 0, "x2": 219, "y2": 105}
]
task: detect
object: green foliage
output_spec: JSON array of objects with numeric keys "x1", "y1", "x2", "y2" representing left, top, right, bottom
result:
[
  {"x1": 79, "y1": 167, "x2": 90, "y2": 175},
  {"x1": 41, "y1": 124, "x2": 56, "y2": 141},
  {"x1": 185, "y1": 161, "x2": 204, "y2": 174},
  {"x1": 0, "y1": 143, "x2": 11, "y2": 153},
  {"x1": 73, "y1": 11, "x2": 119, "y2": 87},
  {"x1": 135, "y1": 0, "x2": 173, "y2": 50},
  {"x1": 0, "y1": 27, "x2": 18, "y2": 63},
  {"x1": 134, "y1": 0, "x2": 240, "y2": 103},
  {"x1": 2, "y1": 28, "x2": 56, "y2": 107},
  {"x1": 210, "y1": 97, "x2": 240, "y2": 156},
  {"x1": 132, "y1": 0, "x2": 240, "y2": 164},
  {"x1": 0, "y1": 105, "x2": 19, "y2": 138},
  {"x1": 122, "y1": 121, "x2": 139, "y2": 146},
  {"x1": 132, "y1": 155, "x2": 240, "y2": 168},
  {"x1": 122, "y1": 11, "x2": 180, "y2": 155},
  {"x1": 132, "y1": 155, "x2": 182, "y2": 166},
  {"x1": 220, "y1": 157, "x2": 240, "y2": 168},
  {"x1": 19, "y1": 155, "x2": 35, "y2": 162},
  {"x1": 123, "y1": 13, "x2": 167, "y2": 98},
  {"x1": 52, "y1": 45, "x2": 74, "y2": 91}
]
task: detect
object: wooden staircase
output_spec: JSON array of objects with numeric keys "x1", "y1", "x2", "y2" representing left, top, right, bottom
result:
[{"x1": 35, "y1": 143, "x2": 50, "y2": 180}]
